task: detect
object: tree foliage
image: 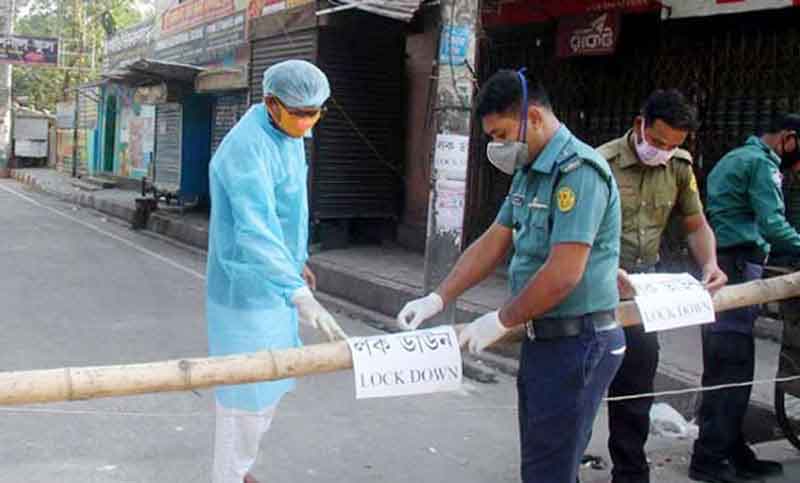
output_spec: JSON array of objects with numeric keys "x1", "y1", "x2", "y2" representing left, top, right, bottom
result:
[{"x1": 12, "y1": 0, "x2": 143, "y2": 111}]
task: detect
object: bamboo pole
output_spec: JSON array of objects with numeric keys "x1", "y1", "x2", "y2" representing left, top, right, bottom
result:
[
  {"x1": 0, "y1": 271, "x2": 798, "y2": 406},
  {"x1": 0, "y1": 342, "x2": 352, "y2": 406}
]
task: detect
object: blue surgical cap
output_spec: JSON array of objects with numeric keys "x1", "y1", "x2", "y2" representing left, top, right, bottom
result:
[{"x1": 262, "y1": 60, "x2": 331, "y2": 108}]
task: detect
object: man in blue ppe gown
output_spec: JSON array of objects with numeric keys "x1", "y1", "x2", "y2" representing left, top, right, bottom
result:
[{"x1": 207, "y1": 59, "x2": 346, "y2": 483}]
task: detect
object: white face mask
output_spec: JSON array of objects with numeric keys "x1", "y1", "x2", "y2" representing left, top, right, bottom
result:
[
  {"x1": 487, "y1": 141, "x2": 529, "y2": 176},
  {"x1": 635, "y1": 122, "x2": 676, "y2": 166}
]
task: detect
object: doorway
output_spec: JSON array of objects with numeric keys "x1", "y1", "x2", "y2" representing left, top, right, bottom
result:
[{"x1": 103, "y1": 96, "x2": 117, "y2": 173}]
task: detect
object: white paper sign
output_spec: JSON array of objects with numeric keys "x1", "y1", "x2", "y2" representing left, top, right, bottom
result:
[
  {"x1": 347, "y1": 326, "x2": 463, "y2": 399},
  {"x1": 434, "y1": 178, "x2": 466, "y2": 235},
  {"x1": 433, "y1": 134, "x2": 469, "y2": 180},
  {"x1": 629, "y1": 273, "x2": 715, "y2": 333}
]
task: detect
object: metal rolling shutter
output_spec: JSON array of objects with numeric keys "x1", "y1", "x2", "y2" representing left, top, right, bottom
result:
[
  {"x1": 154, "y1": 103, "x2": 182, "y2": 191},
  {"x1": 786, "y1": 176, "x2": 800, "y2": 232},
  {"x1": 211, "y1": 93, "x2": 248, "y2": 155},
  {"x1": 249, "y1": 29, "x2": 317, "y2": 103},
  {"x1": 314, "y1": 28, "x2": 405, "y2": 220}
]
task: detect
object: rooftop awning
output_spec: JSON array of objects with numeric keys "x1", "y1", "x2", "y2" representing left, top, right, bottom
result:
[
  {"x1": 13, "y1": 105, "x2": 54, "y2": 120},
  {"x1": 102, "y1": 58, "x2": 206, "y2": 86},
  {"x1": 317, "y1": 0, "x2": 428, "y2": 22},
  {"x1": 74, "y1": 79, "x2": 110, "y2": 90},
  {"x1": 195, "y1": 66, "x2": 248, "y2": 92}
]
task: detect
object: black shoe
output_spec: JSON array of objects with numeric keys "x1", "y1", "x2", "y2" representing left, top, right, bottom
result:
[
  {"x1": 689, "y1": 462, "x2": 763, "y2": 483},
  {"x1": 733, "y1": 458, "x2": 783, "y2": 477}
]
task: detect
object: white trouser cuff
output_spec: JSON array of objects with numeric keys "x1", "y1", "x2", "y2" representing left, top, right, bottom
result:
[{"x1": 212, "y1": 401, "x2": 278, "y2": 483}]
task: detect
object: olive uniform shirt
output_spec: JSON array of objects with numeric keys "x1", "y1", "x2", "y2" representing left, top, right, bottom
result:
[{"x1": 597, "y1": 131, "x2": 703, "y2": 272}]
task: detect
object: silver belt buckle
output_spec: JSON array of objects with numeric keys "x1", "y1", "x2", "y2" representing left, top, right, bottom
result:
[
  {"x1": 595, "y1": 319, "x2": 619, "y2": 332},
  {"x1": 526, "y1": 321, "x2": 536, "y2": 340}
]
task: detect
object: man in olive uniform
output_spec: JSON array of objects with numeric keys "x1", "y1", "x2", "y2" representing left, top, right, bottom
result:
[
  {"x1": 396, "y1": 69, "x2": 625, "y2": 483},
  {"x1": 691, "y1": 114, "x2": 800, "y2": 483},
  {"x1": 597, "y1": 90, "x2": 728, "y2": 483}
]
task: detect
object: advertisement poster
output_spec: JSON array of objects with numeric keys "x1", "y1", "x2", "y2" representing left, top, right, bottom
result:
[
  {"x1": 154, "y1": 0, "x2": 251, "y2": 67},
  {"x1": 154, "y1": 10, "x2": 247, "y2": 66},
  {"x1": 433, "y1": 134, "x2": 469, "y2": 237},
  {"x1": 161, "y1": 0, "x2": 237, "y2": 35},
  {"x1": 127, "y1": 105, "x2": 156, "y2": 178},
  {"x1": 105, "y1": 0, "x2": 256, "y2": 70},
  {"x1": 0, "y1": 35, "x2": 58, "y2": 66}
]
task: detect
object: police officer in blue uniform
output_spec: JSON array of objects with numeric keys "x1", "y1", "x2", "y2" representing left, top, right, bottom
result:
[{"x1": 397, "y1": 69, "x2": 626, "y2": 482}]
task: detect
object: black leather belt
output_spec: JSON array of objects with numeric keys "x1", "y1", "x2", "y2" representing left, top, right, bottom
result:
[{"x1": 525, "y1": 310, "x2": 618, "y2": 341}]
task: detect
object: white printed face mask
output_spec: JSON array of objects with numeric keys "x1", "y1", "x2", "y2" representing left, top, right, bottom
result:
[{"x1": 635, "y1": 122, "x2": 676, "y2": 167}]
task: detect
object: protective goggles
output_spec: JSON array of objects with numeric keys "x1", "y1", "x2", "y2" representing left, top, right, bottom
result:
[{"x1": 271, "y1": 96, "x2": 327, "y2": 119}]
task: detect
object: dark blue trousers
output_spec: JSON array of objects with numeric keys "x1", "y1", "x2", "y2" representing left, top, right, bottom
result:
[
  {"x1": 692, "y1": 249, "x2": 764, "y2": 468},
  {"x1": 517, "y1": 320, "x2": 625, "y2": 483}
]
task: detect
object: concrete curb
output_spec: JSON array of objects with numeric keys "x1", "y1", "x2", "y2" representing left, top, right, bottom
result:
[
  {"x1": 148, "y1": 213, "x2": 209, "y2": 251},
  {"x1": 308, "y1": 255, "x2": 492, "y2": 327},
  {"x1": 10, "y1": 169, "x2": 137, "y2": 224},
  {"x1": 10, "y1": 169, "x2": 208, "y2": 251}
]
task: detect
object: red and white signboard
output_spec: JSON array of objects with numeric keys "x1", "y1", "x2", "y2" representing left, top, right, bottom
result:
[
  {"x1": 556, "y1": 12, "x2": 621, "y2": 58},
  {"x1": 483, "y1": 0, "x2": 659, "y2": 28},
  {"x1": 662, "y1": 0, "x2": 800, "y2": 19},
  {"x1": 161, "y1": 0, "x2": 237, "y2": 35},
  {"x1": 483, "y1": 0, "x2": 799, "y2": 27}
]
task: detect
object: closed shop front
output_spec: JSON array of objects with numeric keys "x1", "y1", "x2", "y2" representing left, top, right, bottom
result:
[{"x1": 467, "y1": 2, "x2": 800, "y2": 246}]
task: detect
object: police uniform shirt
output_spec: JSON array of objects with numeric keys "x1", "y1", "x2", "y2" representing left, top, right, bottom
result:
[
  {"x1": 496, "y1": 125, "x2": 622, "y2": 318},
  {"x1": 707, "y1": 135, "x2": 800, "y2": 256}
]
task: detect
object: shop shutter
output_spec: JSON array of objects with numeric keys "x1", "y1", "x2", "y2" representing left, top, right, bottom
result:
[
  {"x1": 249, "y1": 29, "x2": 317, "y2": 103},
  {"x1": 211, "y1": 93, "x2": 248, "y2": 155},
  {"x1": 154, "y1": 103, "x2": 182, "y2": 191},
  {"x1": 313, "y1": 28, "x2": 405, "y2": 221}
]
